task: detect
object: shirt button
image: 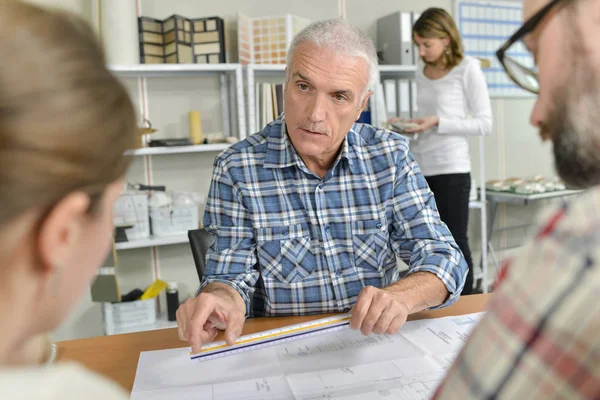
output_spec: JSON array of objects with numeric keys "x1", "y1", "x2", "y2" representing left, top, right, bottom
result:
[
  {"x1": 336, "y1": 269, "x2": 342, "y2": 276},
  {"x1": 376, "y1": 223, "x2": 382, "y2": 229},
  {"x1": 318, "y1": 184, "x2": 323, "y2": 190},
  {"x1": 282, "y1": 229, "x2": 289, "y2": 236},
  {"x1": 325, "y1": 226, "x2": 331, "y2": 233}
]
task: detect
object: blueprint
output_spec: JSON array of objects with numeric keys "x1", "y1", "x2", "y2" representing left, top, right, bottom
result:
[{"x1": 130, "y1": 312, "x2": 484, "y2": 400}]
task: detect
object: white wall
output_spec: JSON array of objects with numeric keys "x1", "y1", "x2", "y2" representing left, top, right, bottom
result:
[
  {"x1": 139, "y1": 0, "x2": 340, "y2": 63},
  {"x1": 26, "y1": 0, "x2": 94, "y2": 22},
  {"x1": 35, "y1": 0, "x2": 561, "y2": 340}
]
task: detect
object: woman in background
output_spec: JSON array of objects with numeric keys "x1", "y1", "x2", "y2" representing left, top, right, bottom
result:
[
  {"x1": 403, "y1": 8, "x2": 493, "y2": 294},
  {"x1": 0, "y1": 1, "x2": 135, "y2": 398}
]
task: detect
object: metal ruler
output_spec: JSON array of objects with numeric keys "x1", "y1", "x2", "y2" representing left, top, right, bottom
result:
[{"x1": 190, "y1": 313, "x2": 352, "y2": 362}]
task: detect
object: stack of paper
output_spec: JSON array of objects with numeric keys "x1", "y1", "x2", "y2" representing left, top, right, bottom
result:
[{"x1": 130, "y1": 312, "x2": 484, "y2": 400}]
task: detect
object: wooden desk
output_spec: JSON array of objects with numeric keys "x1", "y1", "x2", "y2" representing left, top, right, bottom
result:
[{"x1": 57, "y1": 294, "x2": 490, "y2": 392}]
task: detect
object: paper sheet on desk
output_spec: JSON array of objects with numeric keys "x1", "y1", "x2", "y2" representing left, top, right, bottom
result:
[{"x1": 130, "y1": 312, "x2": 485, "y2": 400}]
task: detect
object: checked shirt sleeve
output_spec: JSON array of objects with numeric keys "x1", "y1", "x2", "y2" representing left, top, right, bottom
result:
[
  {"x1": 433, "y1": 204, "x2": 600, "y2": 399},
  {"x1": 389, "y1": 145, "x2": 467, "y2": 308},
  {"x1": 199, "y1": 158, "x2": 259, "y2": 317}
]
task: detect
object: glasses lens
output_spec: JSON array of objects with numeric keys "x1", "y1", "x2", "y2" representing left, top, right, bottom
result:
[{"x1": 503, "y1": 56, "x2": 539, "y2": 94}]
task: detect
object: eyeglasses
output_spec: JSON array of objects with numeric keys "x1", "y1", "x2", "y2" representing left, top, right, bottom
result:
[{"x1": 496, "y1": 0, "x2": 564, "y2": 94}]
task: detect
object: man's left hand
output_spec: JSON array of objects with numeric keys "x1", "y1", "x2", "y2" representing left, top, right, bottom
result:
[{"x1": 349, "y1": 286, "x2": 410, "y2": 336}]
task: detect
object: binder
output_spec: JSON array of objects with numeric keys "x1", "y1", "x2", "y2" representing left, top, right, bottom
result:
[
  {"x1": 410, "y1": 80, "x2": 419, "y2": 119},
  {"x1": 376, "y1": 11, "x2": 415, "y2": 65},
  {"x1": 411, "y1": 12, "x2": 421, "y2": 65},
  {"x1": 383, "y1": 80, "x2": 397, "y2": 117},
  {"x1": 399, "y1": 79, "x2": 411, "y2": 119},
  {"x1": 375, "y1": 83, "x2": 388, "y2": 127}
]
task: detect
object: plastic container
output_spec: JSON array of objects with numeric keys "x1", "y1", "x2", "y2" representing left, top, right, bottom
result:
[
  {"x1": 113, "y1": 192, "x2": 150, "y2": 240},
  {"x1": 102, "y1": 298, "x2": 157, "y2": 335},
  {"x1": 149, "y1": 191, "x2": 200, "y2": 237}
]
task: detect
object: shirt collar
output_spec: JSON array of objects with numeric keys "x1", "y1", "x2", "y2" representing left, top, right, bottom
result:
[
  {"x1": 264, "y1": 116, "x2": 297, "y2": 169},
  {"x1": 264, "y1": 115, "x2": 357, "y2": 174}
]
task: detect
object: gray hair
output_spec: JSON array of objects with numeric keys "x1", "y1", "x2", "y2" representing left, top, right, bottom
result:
[{"x1": 286, "y1": 19, "x2": 378, "y2": 98}]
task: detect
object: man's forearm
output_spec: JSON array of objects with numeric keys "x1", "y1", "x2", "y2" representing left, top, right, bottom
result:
[
  {"x1": 383, "y1": 271, "x2": 449, "y2": 313},
  {"x1": 201, "y1": 282, "x2": 247, "y2": 315}
]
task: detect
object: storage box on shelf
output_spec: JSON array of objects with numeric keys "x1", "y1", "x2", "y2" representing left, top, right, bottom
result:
[
  {"x1": 102, "y1": 297, "x2": 157, "y2": 335},
  {"x1": 149, "y1": 191, "x2": 202, "y2": 238},
  {"x1": 113, "y1": 192, "x2": 150, "y2": 241},
  {"x1": 113, "y1": 189, "x2": 203, "y2": 250}
]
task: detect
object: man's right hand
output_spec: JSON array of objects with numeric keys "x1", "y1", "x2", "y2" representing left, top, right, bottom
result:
[{"x1": 176, "y1": 282, "x2": 246, "y2": 354}]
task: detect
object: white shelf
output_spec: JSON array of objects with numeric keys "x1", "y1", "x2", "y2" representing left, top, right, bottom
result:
[
  {"x1": 109, "y1": 63, "x2": 242, "y2": 77},
  {"x1": 126, "y1": 143, "x2": 231, "y2": 156},
  {"x1": 378, "y1": 65, "x2": 418, "y2": 74},
  {"x1": 469, "y1": 200, "x2": 483, "y2": 209},
  {"x1": 115, "y1": 235, "x2": 189, "y2": 250},
  {"x1": 247, "y1": 64, "x2": 286, "y2": 74}
]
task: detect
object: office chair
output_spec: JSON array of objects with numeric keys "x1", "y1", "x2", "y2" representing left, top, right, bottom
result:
[
  {"x1": 187, "y1": 228, "x2": 214, "y2": 281},
  {"x1": 189, "y1": 229, "x2": 257, "y2": 315}
]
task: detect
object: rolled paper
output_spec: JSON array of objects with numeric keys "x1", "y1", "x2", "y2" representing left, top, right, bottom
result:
[{"x1": 189, "y1": 111, "x2": 203, "y2": 145}]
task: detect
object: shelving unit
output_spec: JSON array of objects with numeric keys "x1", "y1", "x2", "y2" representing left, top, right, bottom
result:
[
  {"x1": 103, "y1": 64, "x2": 250, "y2": 337},
  {"x1": 98, "y1": 63, "x2": 247, "y2": 337},
  {"x1": 109, "y1": 63, "x2": 246, "y2": 141},
  {"x1": 109, "y1": 63, "x2": 246, "y2": 253}
]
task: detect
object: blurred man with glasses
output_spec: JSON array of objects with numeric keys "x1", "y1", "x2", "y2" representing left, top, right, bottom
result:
[{"x1": 433, "y1": 0, "x2": 600, "y2": 398}]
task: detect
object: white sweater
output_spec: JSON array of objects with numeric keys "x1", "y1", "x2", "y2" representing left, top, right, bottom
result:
[
  {"x1": 410, "y1": 56, "x2": 492, "y2": 177},
  {"x1": 0, "y1": 363, "x2": 128, "y2": 400}
]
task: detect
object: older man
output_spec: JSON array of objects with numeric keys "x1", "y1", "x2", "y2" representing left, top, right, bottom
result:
[
  {"x1": 177, "y1": 20, "x2": 467, "y2": 354},
  {"x1": 434, "y1": 0, "x2": 600, "y2": 398}
]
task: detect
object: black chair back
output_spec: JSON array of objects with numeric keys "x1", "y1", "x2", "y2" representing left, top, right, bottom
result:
[{"x1": 187, "y1": 228, "x2": 214, "y2": 281}]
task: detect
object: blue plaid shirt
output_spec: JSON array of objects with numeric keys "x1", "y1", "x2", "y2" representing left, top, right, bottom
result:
[{"x1": 200, "y1": 116, "x2": 466, "y2": 317}]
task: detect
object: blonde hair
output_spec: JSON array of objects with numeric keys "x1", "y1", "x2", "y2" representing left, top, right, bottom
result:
[
  {"x1": 413, "y1": 8, "x2": 464, "y2": 68},
  {"x1": 0, "y1": 1, "x2": 136, "y2": 225}
]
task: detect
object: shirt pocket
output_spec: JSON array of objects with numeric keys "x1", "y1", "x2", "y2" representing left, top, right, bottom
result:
[
  {"x1": 352, "y1": 219, "x2": 389, "y2": 272},
  {"x1": 255, "y1": 223, "x2": 317, "y2": 284}
]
